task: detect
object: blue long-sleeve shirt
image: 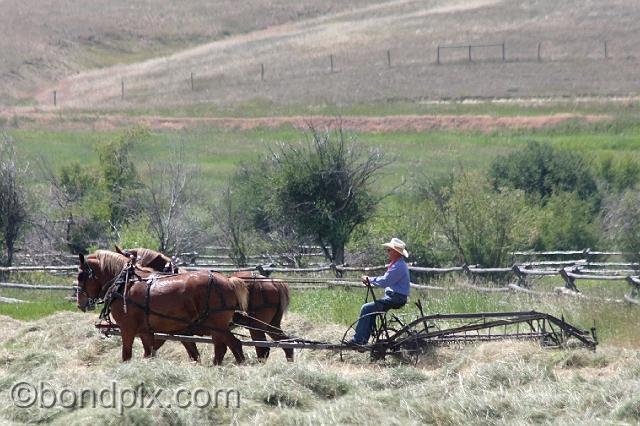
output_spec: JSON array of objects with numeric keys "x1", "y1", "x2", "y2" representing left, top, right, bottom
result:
[{"x1": 370, "y1": 258, "x2": 410, "y2": 296}]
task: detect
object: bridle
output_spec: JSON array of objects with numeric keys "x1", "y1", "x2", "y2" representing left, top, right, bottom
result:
[
  {"x1": 77, "y1": 261, "x2": 130, "y2": 310},
  {"x1": 77, "y1": 263, "x2": 100, "y2": 310}
]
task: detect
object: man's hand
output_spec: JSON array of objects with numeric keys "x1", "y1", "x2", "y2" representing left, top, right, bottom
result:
[{"x1": 361, "y1": 275, "x2": 370, "y2": 286}]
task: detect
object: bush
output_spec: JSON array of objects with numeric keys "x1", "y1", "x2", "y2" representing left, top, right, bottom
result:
[
  {"x1": 117, "y1": 217, "x2": 160, "y2": 250},
  {"x1": 598, "y1": 155, "x2": 640, "y2": 193},
  {"x1": 603, "y1": 189, "x2": 640, "y2": 262},
  {"x1": 490, "y1": 141, "x2": 598, "y2": 203},
  {"x1": 228, "y1": 125, "x2": 389, "y2": 265},
  {"x1": 349, "y1": 195, "x2": 449, "y2": 267},
  {"x1": 532, "y1": 192, "x2": 600, "y2": 250},
  {"x1": 430, "y1": 172, "x2": 535, "y2": 267}
]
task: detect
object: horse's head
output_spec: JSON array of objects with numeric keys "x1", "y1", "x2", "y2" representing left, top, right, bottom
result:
[
  {"x1": 77, "y1": 250, "x2": 129, "y2": 312},
  {"x1": 116, "y1": 245, "x2": 178, "y2": 274},
  {"x1": 76, "y1": 253, "x2": 102, "y2": 312}
]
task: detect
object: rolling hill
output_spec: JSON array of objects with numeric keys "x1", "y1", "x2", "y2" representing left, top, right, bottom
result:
[{"x1": 2, "y1": 0, "x2": 640, "y2": 112}]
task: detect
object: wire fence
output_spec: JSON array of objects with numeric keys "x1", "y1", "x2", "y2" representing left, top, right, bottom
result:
[{"x1": 49, "y1": 37, "x2": 636, "y2": 106}]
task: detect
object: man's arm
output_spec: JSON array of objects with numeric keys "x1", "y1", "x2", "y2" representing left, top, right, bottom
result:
[{"x1": 370, "y1": 263, "x2": 401, "y2": 288}]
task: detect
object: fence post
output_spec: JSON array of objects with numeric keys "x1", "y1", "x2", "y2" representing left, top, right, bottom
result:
[
  {"x1": 502, "y1": 42, "x2": 505, "y2": 61},
  {"x1": 626, "y1": 276, "x2": 640, "y2": 302},
  {"x1": 537, "y1": 42, "x2": 541, "y2": 61},
  {"x1": 512, "y1": 265, "x2": 527, "y2": 288},
  {"x1": 261, "y1": 63, "x2": 265, "y2": 81},
  {"x1": 604, "y1": 40, "x2": 608, "y2": 59},
  {"x1": 468, "y1": 45, "x2": 472, "y2": 62},
  {"x1": 191, "y1": 72, "x2": 194, "y2": 91},
  {"x1": 121, "y1": 80, "x2": 124, "y2": 100},
  {"x1": 436, "y1": 45, "x2": 440, "y2": 64},
  {"x1": 330, "y1": 54, "x2": 334, "y2": 73},
  {"x1": 559, "y1": 268, "x2": 579, "y2": 292},
  {"x1": 53, "y1": 90, "x2": 57, "y2": 106},
  {"x1": 387, "y1": 49, "x2": 391, "y2": 67}
]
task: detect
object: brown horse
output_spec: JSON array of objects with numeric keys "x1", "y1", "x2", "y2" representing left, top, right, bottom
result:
[
  {"x1": 231, "y1": 271, "x2": 293, "y2": 361},
  {"x1": 111, "y1": 247, "x2": 293, "y2": 362},
  {"x1": 114, "y1": 245, "x2": 180, "y2": 274},
  {"x1": 77, "y1": 250, "x2": 249, "y2": 364},
  {"x1": 160, "y1": 271, "x2": 294, "y2": 362}
]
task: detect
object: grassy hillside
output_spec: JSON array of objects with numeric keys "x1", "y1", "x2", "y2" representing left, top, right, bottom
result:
[
  {"x1": 2, "y1": 0, "x2": 640, "y2": 109},
  {"x1": 0, "y1": 0, "x2": 381, "y2": 105}
]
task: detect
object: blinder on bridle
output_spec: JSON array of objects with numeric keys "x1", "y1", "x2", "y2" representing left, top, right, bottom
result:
[{"x1": 77, "y1": 262, "x2": 99, "y2": 310}]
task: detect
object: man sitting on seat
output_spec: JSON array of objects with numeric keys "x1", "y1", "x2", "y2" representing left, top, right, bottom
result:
[{"x1": 349, "y1": 237, "x2": 410, "y2": 346}]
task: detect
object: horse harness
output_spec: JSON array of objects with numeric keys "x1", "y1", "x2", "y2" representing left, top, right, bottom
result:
[
  {"x1": 243, "y1": 275, "x2": 281, "y2": 314},
  {"x1": 98, "y1": 267, "x2": 241, "y2": 334}
]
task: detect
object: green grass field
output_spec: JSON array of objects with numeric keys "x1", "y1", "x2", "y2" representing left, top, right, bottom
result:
[{"x1": 9, "y1": 113, "x2": 640, "y2": 196}]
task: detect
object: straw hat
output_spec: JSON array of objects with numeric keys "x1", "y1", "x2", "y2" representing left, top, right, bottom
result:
[{"x1": 382, "y1": 237, "x2": 409, "y2": 258}]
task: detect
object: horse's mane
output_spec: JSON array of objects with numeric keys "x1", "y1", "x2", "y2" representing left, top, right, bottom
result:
[
  {"x1": 94, "y1": 250, "x2": 129, "y2": 279},
  {"x1": 134, "y1": 247, "x2": 170, "y2": 267}
]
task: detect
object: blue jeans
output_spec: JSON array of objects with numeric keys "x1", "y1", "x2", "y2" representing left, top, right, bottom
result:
[{"x1": 352, "y1": 290, "x2": 407, "y2": 344}]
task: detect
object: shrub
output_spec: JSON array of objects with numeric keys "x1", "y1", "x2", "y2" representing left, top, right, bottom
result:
[
  {"x1": 229, "y1": 125, "x2": 389, "y2": 265},
  {"x1": 602, "y1": 189, "x2": 640, "y2": 262},
  {"x1": 598, "y1": 155, "x2": 640, "y2": 193},
  {"x1": 489, "y1": 140, "x2": 598, "y2": 203},
  {"x1": 349, "y1": 195, "x2": 448, "y2": 267},
  {"x1": 532, "y1": 191, "x2": 600, "y2": 250},
  {"x1": 430, "y1": 172, "x2": 535, "y2": 267}
]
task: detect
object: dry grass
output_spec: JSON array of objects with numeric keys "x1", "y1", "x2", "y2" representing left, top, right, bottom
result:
[
  {"x1": 2, "y1": 311, "x2": 640, "y2": 424},
  {"x1": 2, "y1": 0, "x2": 640, "y2": 110},
  {"x1": 0, "y1": 0, "x2": 380, "y2": 104}
]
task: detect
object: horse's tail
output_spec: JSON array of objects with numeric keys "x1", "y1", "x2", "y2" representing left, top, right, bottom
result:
[
  {"x1": 271, "y1": 279, "x2": 289, "y2": 328},
  {"x1": 228, "y1": 276, "x2": 249, "y2": 312},
  {"x1": 273, "y1": 279, "x2": 289, "y2": 313}
]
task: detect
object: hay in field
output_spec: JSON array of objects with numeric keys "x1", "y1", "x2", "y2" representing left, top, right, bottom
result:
[{"x1": 2, "y1": 311, "x2": 640, "y2": 424}]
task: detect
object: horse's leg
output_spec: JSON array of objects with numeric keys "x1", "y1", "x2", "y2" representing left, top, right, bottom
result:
[
  {"x1": 153, "y1": 338, "x2": 200, "y2": 362},
  {"x1": 120, "y1": 328, "x2": 135, "y2": 362},
  {"x1": 268, "y1": 309, "x2": 294, "y2": 362},
  {"x1": 182, "y1": 342, "x2": 201, "y2": 362},
  {"x1": 249, "y1": 328, "x2": 270, "y2": 361},
  {"x1": 139, "y1": 333, "x2": 155, "y2": 358},
  {"x1": 219, "y1": 331, "x2": 245, "y2": 364},
  {"x1": 212, "y1": 339, "x2": 228, "y2": 366},
  {"x1": 152, "y1": 338, "x2": 166, "y2": 356}
]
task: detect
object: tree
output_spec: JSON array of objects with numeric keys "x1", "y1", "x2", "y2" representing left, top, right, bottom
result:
[
  {"x1": 139, "y1": 142, "x2": 203, "y2": 254},
  {"x1": 40, "y1": 160, "x2": 106, "y2": 253},
  {"x1": 428, "y1": 172, "x2": 534, "y2": 267},
  {"x1": 232, "y1": 125, "x2": 389, "y2": 265},
  {"x1": 532, "y1": 191, "x2": 600, "y2": 250},
  {"x1": 218, "y1": 169, "x2": 308, "y2": 267},
  {"x1": 97, "y1": 126, "x2": 145, "y2": 231},
  {"x1": 213, "y1": 185, "x2": 254, "y2": 267},
  {"x1": 490, "y1": 141, "x2": 598, "y2": 202},
  {"x1": 603, "y1": 189, "x2": 640, "y2": 263},
  {"x1": 0, "y1": 133, "x2": 29, "y2": 266}
]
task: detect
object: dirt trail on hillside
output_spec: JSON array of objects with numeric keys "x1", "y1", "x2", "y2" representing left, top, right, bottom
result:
[{"x1": 0, "y1": 111, "x2": 609, "y2": 133}]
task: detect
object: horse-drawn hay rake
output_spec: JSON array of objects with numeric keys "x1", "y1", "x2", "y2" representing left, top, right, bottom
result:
[
  {"x1": 87, "y1": 248, "x2": 598, "y2": 364},
  {"x1": 97, "y1": 300, "x2": 598, "y2": 364}
]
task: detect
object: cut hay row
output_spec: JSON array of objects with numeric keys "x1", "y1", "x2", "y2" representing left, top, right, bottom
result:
[{"x1": 2, "y1": 311, "x2": 640, "y2": 424}]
